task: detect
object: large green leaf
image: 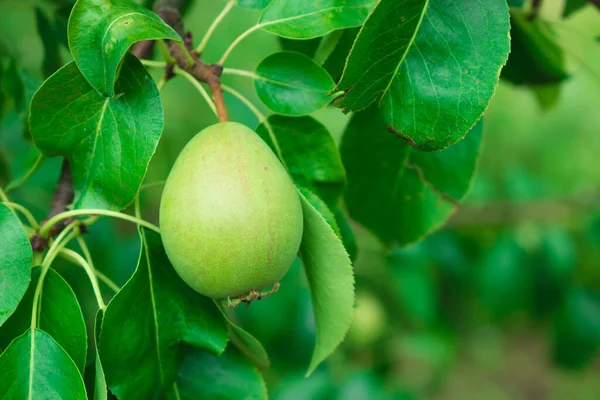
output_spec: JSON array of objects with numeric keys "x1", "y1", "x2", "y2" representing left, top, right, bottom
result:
[
  {"x1": 322, "y1": 28, "x2": 359, "y2": 82},
  {"x1": 255, "y1": 52, "x2": 335, "y2": 116},
  {"x1": 501, "y1": 11, "x2": 569, "y2": 86},
  {"x1": 235, "y1": 0, "x2": 271, "y2": 8},
  {"x1": 99, "y1": 228, "x2": 228, "y2": 400},
  {"x1": 170, "y1": 346, "x2": 268, "y2": 400},
  {"x1": 0, "y1": 329, "x2": 87, "y2": 399},
  {"x1": 335, "y1": 0, "x2": 428, "y2": 111},
  {"x1": 260, "y1": 0, "x2": 377, "y2": 39},
  {"x1": 337, "y1": 0, "x2": 509, "y2": 150},
  {"x1": 0, "y1": 203, "x2": 32, "y2": 327},
  {"x1": 341, "y1": 107, "x2": 482, "y2": 246},
  {"x1": 298, "y1": 191, "x2": 354, "y2": 375},
  {"x1": 0, "y1": 268, "x2": 87, "y2": 373},
  {"x1": 35, "y1": 7, "x2": 62, "y2": 78},
  {"x1": 216, "y1": 302, "x2": 270, "y2": 370},
  {"x1": 68, "y1": 0, "x2": 181, "y2": 96},
  {"x1": 30, "y1": 55, "x2": 164, "y2": 211},
  {"x1": 256, "y1": 115, "x2": 345, "y2": 209}
]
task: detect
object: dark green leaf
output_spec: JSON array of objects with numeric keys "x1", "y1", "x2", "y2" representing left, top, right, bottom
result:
[
  {"x1": 335, "y1": 0, "x2": 428, "y2": 111},
  {"x1": 35, "y1": 7, "x2": 62, "y2": 77},
  {"x1": 501, "y1": 11, "x2": 569, "y2": 86},
  {"x1": 256, "y1": 115, "x2": 345, "y2": 209},
  {"x1": 0, "y1": 203, "x2": 32, "y2": 327},
  {"x1": 335, "y1": 208, "x2": 358, "y2": 262},
  {"x1": 322, "y1": 28, "x2": 358, "y2": 82},
  {"x1": 216, "y1": 302, "x2": 270, "y2": 370},
  {"x1": 563, "y1": 0, "x2": 587, "y2": 17},
  {"x1": 279, "y1": 37, "x2": 322, "y2": 58},
  {"x1": 506, "y1": 0, "x2": 525, "y2": 7},
  {"x1": 341, "y1": 107, "x2": 482, "y2": 246},
  {"x1": 255, "y1": 52, "x2": 335, "y2": 116},
  {"x1": 553, "y1": 287, "x2": 600, "y2": 369},
  {"x1": 99, "y1": 228, "x2": 228, "y2": 400},
  {"x1": 170, "y1": 346, "x2": 267, "y2": 400},
  {"x1": 0, "y1": 329, "x2": 87, "y2": 399},
  {"x1": 337, "y1": 0, "x2": 509, "y2": 150},
  {"x1": 68, "y1": 0, "x2": 182, "y2": 96},
  {"x1": 30, "y1": 55, "x2": 163, "y2": 210},
  {"x1": 0, "y1": 267, "x2": 87, "y2": 373},
  {"x1": 260, "y1": 0, "x2": 377, "y2": 39},
  {"x1": 298, "y1": 191, "x2": 354, "y2": 375}
]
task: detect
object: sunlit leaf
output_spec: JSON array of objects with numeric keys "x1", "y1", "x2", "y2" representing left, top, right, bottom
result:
[
  {"x1": 260, "y1": 0, "x2": 377, "y2": 39},
  {"x1": 255, "y1": 52, "x2": 335, "y2": 116},
  {"x1": 99, "y1": 228, "x2": 228, "y2": 399},
  {"x1": 234, "y1": 0, "x2": 271, "y2": 9},
  {"x1": 0, "y1": 204, "x2": 32, "y2": 327},
  {"x1": 337, "y1": 0, "x2": 509, "y2": 150},
  {"x1": 68, "y1": 0, "x2": 181, "y2": 96},
  {"x1": 30, "y1": 55, "x2": 163, "y2": 211},
  {"x1": 0, "y1": 329, "x2": 87, "y2": 399},
  {"x1": 298, "y1": 191, "x2": 354, "y2": 375},
  {"x1": 341, "y1": 107, "x2": 482, "y2": 246}
]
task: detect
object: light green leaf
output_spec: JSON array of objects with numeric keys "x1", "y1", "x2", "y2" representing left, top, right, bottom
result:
[
  {"x1": 260, "y1": 0, "x2": 377, "y2": 39},
  {"x1": 298, "y1": 191, "x2": 354, "y2": 375},
  {"x1": 341, "y1": 107, "x2": 482, "y2": 246},
  {"x1": 0, "y1": 268, "x2": 88, "y2": 374},
  {"x1": 99, "y1": 228, "x2": 228, "y2": 399},
  {"x1": 30, "y1": 55, "x2": 164, "y2": 211},
  {"x1": 234, "y1": 0, "x2": 271, "y2": 9},
  {"x1": 0, "y1": 204, "x2": 32, "y2": 327},
  {"x1": 255, "y1": 52, "x2": 335, "y2": 116},
  {"x1": 336, "y1": 0, "x2": 509, "y2": 150},
  {"x1": 216, "y1": 302, "x2": 270, "y2": 370},
  {"x1": 172, "y1": 347, "x2": 268, "y2": 400},
  {"x1": 297, "y1": 186, "x2": 341, "y2": 237},
  {"x1": 335, "y1": 0, "x2": 428, "y2": 111},
  {"x1": 68, "y1": 0, "x2": 181, "y2": 96},
  {"x1": 256, "y1": 115, "x2": 345, "y2": 208},
  {"x1": 0, "y1": 329, "x2": 87, "y2": 399}
]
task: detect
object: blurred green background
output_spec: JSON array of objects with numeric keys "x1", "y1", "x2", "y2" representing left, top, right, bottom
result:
[{"x1": 2, "y1": 0, "x2": 600, "y2": 399}]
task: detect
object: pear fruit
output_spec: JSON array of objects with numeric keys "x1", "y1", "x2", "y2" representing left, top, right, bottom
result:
[{"x1": 160, "y1": 122, "x2": 303, "y2": 299}]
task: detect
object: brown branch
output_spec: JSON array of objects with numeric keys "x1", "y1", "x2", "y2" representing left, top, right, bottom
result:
[
  {"x1": 31, "y1": 159, "x2": 75, "y2": 251},
  {"x1": 150, "y1": 3, "x2": 229, "y2": 122}
]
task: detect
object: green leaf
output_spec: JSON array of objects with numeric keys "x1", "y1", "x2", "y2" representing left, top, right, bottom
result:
[
  {"x1": 171, "y1": 346, "x2": 267, "y2": 400},
  {"x1": 337, "y1": 0, "x2": 509, "y2": 150},
  {"x1": 501, "y1": 11, "x2": 569, "y2": 86},
  {"x1": 234, "y1": 0, "x2": 271, "y2": 9},
  {"x1": 260, "y1": 0, "x2": 377, "y2": 39},
  {"x1": 298, "y1": 191, "x2": 354, "y2": 376},
  {"x1": 341, "y1": 107, "x2": 482, "y2": 246},
  {"x1": 0, "y1": 329, "x2": 87, "y2": 399},
  {"x1": 335, "y1": 0, "x2": 428, "y2": 111},
  {"x1": 298, "y1": 186, "x2": 341, "y2": 237},
  {"x1": 30, "y1": 55, "x2": 164, "y2": 211},
  {"x1": 93, "y1": 311, "x2": 107, "y2": 400},
  {"x1": 335, "y1": 208, "x2": 358, "y2": 262},
  {"x1": 35, "y1": 7, "x2": 62, "y2": 77},
  {"x1": 216, "y1": 302, "x2": 270, "y2": 369},
  {"x1": 255, "y1": 52, "x2": 335, "y2": 116},
  {"x1": 0, "y1": 268, "x2": 88, "y2": 373},
  {"x1": 256, "y1": 115, "x2": 345, "y2": 209},
  {"x1": 0, "y1": 204, "x2": 32, "y2": 327},
  {"x1": 99, "y1": 228, "x2": 228, "y2": 400},
  {"x1": 68, "y1": 0, "x2": 182, "y2": 96}
]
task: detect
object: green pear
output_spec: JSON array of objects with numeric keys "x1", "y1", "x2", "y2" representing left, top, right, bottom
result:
[{"x1": 160, "y1": 122, "x2": 303, "y2": 299}]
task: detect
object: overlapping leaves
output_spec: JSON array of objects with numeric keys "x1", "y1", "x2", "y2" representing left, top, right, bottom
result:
[
  {"x1": 30, "y1": 55, "x2": 164, "y2": 211},
  {"x1": 341, "y1": 107, "x2": 482, "y2": 246}
]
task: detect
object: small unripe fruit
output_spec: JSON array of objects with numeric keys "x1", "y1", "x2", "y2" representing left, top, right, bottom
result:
[{"x1": 159, "y1": 122, "x2": 303, "y2": 299}]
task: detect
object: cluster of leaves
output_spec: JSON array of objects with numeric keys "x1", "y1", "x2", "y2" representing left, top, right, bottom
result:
[{"x1": 5, "y1": 0, "x2": 573, "y2": 398}]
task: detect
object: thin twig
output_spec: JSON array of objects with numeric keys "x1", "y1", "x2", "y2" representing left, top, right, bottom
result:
[{"x1": 195, "y1": 1, "x2": 235, "y2": 54}]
